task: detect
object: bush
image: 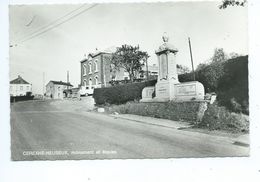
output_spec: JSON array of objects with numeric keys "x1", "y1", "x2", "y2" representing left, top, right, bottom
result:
[
  {"x1": 198, "y1": 103, "x2": 249, "y2": 133},
  {"x1": 93, "y1": 79, "x2": 157, "y2": 105},
  {"x1": 217, "y1": 56, "x2": 248, "y2": 114}
]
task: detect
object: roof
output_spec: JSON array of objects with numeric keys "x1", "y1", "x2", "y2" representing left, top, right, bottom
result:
[
  {"x1": 48, "y1": 80, "x2": 73, "y2": 87},
  {"x1": 10, "y1": 75, "x2": 30, "y2": 84},
  {"x1": 80, "y1": 46, "x2": 117, "y2": 62}
]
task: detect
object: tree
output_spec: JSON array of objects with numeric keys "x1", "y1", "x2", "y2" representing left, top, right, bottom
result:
[
  {"x1": 177, "y1": 64, "x2": 191, "y2": 74},
  {"x1": 111, "y1": 45, "x2": 149, "y2": 82},
  {"x1": 194, "y1": 48, "x2": 227, "y2": 92},
  {"x1": 228, "y1": 52, "x2": 242, "y2": 59},
  {"x1": 219, "y1": 0, "x2": 247, "y2": 9},
  {"x1": 212, "y1": 48, "x2": 227, "y2": 62}
]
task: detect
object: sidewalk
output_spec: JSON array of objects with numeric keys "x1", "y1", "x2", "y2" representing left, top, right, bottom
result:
[
  {"x1": 110, "y1": 113, "x2": 193, "y2": 129},
  {"x1": 110, "y1": 113, "x2": 249, "y2": 147}
]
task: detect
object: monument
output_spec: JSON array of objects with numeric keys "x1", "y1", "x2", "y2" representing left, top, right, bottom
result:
[{"x1": 141, "y1": 32, "x2": 205, "y2": 102}]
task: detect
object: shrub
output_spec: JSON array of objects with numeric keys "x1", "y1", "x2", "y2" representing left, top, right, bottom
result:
[
  {"x1": 217, "y1": 56, "x2": 248, "y2": 114},
  {"x1": 198, "y1": 103, "x2": 249, "y2": 133},
  {"x1": 93, "y1": 79, "x2": 157, "y2": 105}
]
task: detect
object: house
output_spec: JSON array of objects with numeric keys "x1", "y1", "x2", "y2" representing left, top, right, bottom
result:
[
  {"x1": 45, "y1": 81, "x2": 73, "y2": 99},
  {"x1": 10, "y1": 75, "x2": 32, "y2": 96},
  {"x1": 80, "y1": 47, "x2": 127, "y2": 89}
]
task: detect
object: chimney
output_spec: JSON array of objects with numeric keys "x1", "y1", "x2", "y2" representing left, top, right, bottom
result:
[
  {"x1": 67, "y1": 71, "x2": 69, "y2": 83},
  {"x1": 67, "y1": 71, "x2": 69, "y2": 89}
]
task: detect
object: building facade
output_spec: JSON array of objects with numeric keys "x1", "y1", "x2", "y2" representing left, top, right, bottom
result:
[
  {"x1": 45, "y1": 81, "x2": 73, "y2": 99},
  {"x1": 10, "y1": 75, "x2": 32, "y2": 96},
  {"x1": 80, "y1": 51, "x2": 126, "y2": 89}
]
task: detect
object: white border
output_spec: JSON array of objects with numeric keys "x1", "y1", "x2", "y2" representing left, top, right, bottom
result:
[{"x1": 1, "y1": 0, "x2": 260, "y2": 182}]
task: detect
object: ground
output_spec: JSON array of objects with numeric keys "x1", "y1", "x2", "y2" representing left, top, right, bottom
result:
[{"x1": 10, "y1": 98, "x2": 249, "y2": 160}]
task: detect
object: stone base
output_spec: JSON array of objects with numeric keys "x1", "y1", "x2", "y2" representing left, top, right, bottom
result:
[
  {"x1": 174, "y1": 81, "x2": 205, "y2": 101},
  {"x1": 140, "y1": 81, "x2": 205, "y2": 102},
  {"x1": 140, "y1": 86, "x2": 155, "y2": 102}
]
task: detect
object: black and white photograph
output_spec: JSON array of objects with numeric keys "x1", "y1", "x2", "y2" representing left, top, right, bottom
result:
[{"x1": 8, "y1": 0, "x2": 251, "y2": 161}]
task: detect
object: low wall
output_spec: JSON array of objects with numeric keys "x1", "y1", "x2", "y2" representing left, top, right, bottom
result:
[
  {"x1": 10, "y1": 96, "x2": 34, "y2": 103},
  {"x1": 108, "y1": 101, "x2": 208, "y2": 123}
]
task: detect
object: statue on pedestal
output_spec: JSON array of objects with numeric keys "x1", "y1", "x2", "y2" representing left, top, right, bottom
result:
[
  {"x1": 156, "y1": 32, "x2": 178, "y2": 82},
  {"x1": 140, "y1": 33, "x2": 205, "y2": 102}
]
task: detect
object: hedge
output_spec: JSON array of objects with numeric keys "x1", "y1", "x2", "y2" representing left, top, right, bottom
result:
[
  {"x1": 10, "y1": 95, "x2": 34, "y2": 103},
  {"x1": 179, "y1": 55, "x2": 248, "y2": 114},
  {"x1": 106, "y1": 101, "x2": 208, "y2": 123},
  {"x1": 93, "y1": 79, "x2": 157, "y2": 105}
]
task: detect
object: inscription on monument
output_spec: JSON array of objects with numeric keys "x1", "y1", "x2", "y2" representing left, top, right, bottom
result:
[
  {"x1": 156, "y1": 83, "x2": 169, "y2": 98},
  {"x1": 176, "y1": 84, "x2": 196, "y2": 96}
]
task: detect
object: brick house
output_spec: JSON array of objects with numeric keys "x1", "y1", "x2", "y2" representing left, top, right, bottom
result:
[
  {"x1": 80, "y1": 49, "x2": 127, "y2": 89},
  {"x1": 45, "y1": 81, "x2": 73, "y2": 99}
]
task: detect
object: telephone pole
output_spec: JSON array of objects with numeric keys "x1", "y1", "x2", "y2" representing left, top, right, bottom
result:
[
  {"x1": 188, "y1": 37, "x2": 196, "y2": 81},
  {"x1": 145, "y1": 56, "x2": 149, "y2": 80},
  {"x1": 43, "y1": 72, "x2": 45, "y2": 97}
]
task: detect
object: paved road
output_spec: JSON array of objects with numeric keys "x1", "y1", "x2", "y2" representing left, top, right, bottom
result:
[{"x1": 11, "y1": 100, "x2": 249, "y2": 160}]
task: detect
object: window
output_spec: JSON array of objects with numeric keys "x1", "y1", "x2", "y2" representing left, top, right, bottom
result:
[
  {"x1": 58, "y1": 86, "x2": 60, "y2": 91},
  {"x1": 83, "y1": 79, "x2": 87, "y2": 86},
  {"x1": 26, "y1": 86, "x2": 29, "y2": 91},
  {"x1": 83, "y1": 64, "x2": 87, "y2": 75},
  {"x1": 20, "y1": 86, "x2": 23, "y2": 91},
  {"x1": 89, "y1": 78, "x2": 92, "y2": 86},
  {"x1": 94, "y1": 60, "x2": 98, "y2": 72},
  {"x1": 95, "y1": 76, "x2": 98, "y2": 85},
  {"x1": 88, "y1": 62, "x2": 92, "y2": 74},
  {"x1": 10, "y1": 86, "x2": 12, "y2": 91}
]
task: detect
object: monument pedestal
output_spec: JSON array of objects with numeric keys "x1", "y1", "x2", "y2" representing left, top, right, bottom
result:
[
  {"x1": 141, "y1": 81, "x2": 205, "y2": 102},
  {"x1": 140, "y1": 33, "x2": 205, "y2": 103}
]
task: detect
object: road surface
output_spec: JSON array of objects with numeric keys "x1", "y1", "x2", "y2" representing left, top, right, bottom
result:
[{"x1": 11, "y1": 100, "x2": 249, "y2": 160}]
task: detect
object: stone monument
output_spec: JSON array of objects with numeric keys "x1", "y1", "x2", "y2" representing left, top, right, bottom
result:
[{"x1": 141, "y1": 33, "x2": 205, "y2": 102}]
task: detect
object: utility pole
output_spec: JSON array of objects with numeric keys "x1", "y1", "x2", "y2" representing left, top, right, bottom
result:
[
  {"x1": 43, "y1": 72, "x2": 45, "y2": 98},
  {"x1": 188, "y1": 37, "x2": 196, "y2": 81},
  {"x1": 67, "y1": 70, "x2": 69, "y2": 89},
  {"x1": 145, "y1": 56, "x2": 149, "y2": 80}
]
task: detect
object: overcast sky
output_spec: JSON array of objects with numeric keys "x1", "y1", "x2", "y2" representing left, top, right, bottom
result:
[{"x1": 9, "y1": 1, "x2": 248, "y2": 94}]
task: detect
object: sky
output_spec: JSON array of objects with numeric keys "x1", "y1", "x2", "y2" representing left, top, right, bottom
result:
[{"x1": 9, "y1": 1, "x2": 248, "y2": 94}]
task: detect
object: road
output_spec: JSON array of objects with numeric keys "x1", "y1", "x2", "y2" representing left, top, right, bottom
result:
[{"x1": 11, "y1": 100, "x2": 249, "y2": 160}]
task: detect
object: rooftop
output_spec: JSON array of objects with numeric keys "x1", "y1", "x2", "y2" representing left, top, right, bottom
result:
[
  {"x1": 80, "y1": 46, "x2": 117, "y2": 63},
  {"x1": 10, "y1": 75, "x2": 30, "y2": 84},
  {"x1": 49, "y1": 80, "x2": 73, "y2": 87}
]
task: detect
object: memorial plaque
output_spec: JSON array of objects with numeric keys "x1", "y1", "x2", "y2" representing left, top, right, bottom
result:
[
  {"x1": 156, "y1": 82, "x2": 170, "y2": 98},
  {"x1": 176, "y1": 84, "x2": 196, "y2": 96}
]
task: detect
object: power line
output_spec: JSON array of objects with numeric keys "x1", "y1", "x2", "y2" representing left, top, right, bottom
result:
[
  {"x1": 19, "y1": 4, "x2": 98, "y2": 44},
  {"x1": 12, "y1": 4, "x2": 98, "y2": 46},
  {"x1": 16, "y1": 4, "x2": 87, "y2": 42}
]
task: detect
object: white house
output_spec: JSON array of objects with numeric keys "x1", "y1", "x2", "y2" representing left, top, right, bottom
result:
[
  {"x1": 10, "y1": 75, "x2": 32, "y2": 96},
  {"x1": 45, "y1": 81, "x2": 73, "y2": 99}
]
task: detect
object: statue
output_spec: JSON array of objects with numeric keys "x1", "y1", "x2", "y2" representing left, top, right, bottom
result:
[
  {"x1": 156, "y1": 32, "x2": 178, "y2": 81},
  {"x1": 141, "y1": 33, "x2": 205, "y2": 102}
]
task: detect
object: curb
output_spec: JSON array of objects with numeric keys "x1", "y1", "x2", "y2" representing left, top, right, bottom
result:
[{"x1": 110, "y1": 114, "x2": 194, "y2": 130}]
